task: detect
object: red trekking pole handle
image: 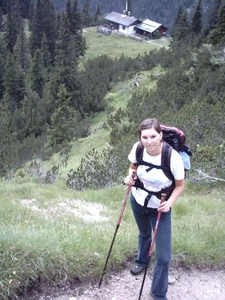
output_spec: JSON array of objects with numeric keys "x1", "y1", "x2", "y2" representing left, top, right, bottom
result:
[{"x1": 138, "y1": 193, "x2": 166, "y2": 300}]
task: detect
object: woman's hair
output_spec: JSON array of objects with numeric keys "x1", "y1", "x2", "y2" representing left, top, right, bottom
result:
[{"x1": 138, "y1": 118, "x2": 162, "y2": 139}]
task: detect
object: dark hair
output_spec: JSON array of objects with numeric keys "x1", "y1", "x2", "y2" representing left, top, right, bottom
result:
[{"x1": 138, "y1": 118, "x2": 162, "y2": 139}]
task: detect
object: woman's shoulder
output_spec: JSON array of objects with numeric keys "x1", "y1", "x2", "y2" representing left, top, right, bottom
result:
[
  {"x1": 133, "y1": 141, "x2": 140, "y2": 148},
  {"x1": 170, "y1": 148, "x2": 184, "y2": 165},
  {"x1": 128, "y1": 141, "x2": 140, "y2": 163},
  {"x1": 171, "y1": 148, "x2": 181, "y2": 157},
  {"x1": 131, "y1": 141, "x2": 141, "y2": 154}
]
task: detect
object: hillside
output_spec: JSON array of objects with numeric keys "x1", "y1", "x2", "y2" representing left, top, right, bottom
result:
[{"x1": 1, "y1": 0, "x2": 225, "y2": 183}]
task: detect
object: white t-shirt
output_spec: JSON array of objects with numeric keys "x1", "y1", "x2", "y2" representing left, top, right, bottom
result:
[{"x1": 128, "y1": 142, "x2": 185, "y2": 209}]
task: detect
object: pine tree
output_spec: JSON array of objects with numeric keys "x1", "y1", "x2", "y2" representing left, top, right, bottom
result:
[
  {"x1": 74, "y1": 31, "x2": 87, "y2": 58},
  {"x1": 172, "y1": 10, "x2": 190, "y2": 41},
  {"x1": 218, "y1": 4, "x2": 225, "y2": 38},
  {"x1": 0, "y1": 0, "x2": 7, "y2": 14},
  {"x1": 28, "y1": 0, "x2": 34, "y2": 20},
  {"x1": 82, "y1": 0, "x2": 92, "y2": 26},
  {"x1": 71, "y1": 0, "x2": 81, "y2": 32},
  {"x1": 191, "y1": 0, "x2": 202, "y2": 36},
  {"x1": 13, "y1": 25, "x2": 31, "y2": 70},
  {"x1": 19, "y1": 0, "x2": 31, "y2": 18},
  {"x1": 94, "y1": 3, "x2": 101, "y2": 22},
  {"x1": 207, "y1": 4, "x2": 225, "y2": 45},
  {"x1": 0, "y1": 35, "x2": 6, "y2": 100},
  {"x1": 3, "y1": 52, "x2": 25, "y2": 112},
  {"x1": 202, "y1": 0, "x2": 222, "y2": 37},
  {"x1": 48, "y1": 14, "x2": 80, "y2": 112},
  {"x1": 170, "y1": 6, "x2": 184, "y2": 38},
  {"x1": 30, "y1": 0, "x2": 56, "y2": 60},
  {"x1": 53, "y1": 58, "x2": 79, "y2": 110},
  {"x1": 55, "y1": 11, "x2": 61, "y2": 37},
  {"x1": 17, "y1": 86, "x2": 43, "y2": 138},
  {"x1": 66, "y1": 0, "x2": 72, "y2": 30},
  {"x1": 3, "y1": 0, "x2": 22, "y2": 52},
  {"x1": 29, "y1": 0, "x2": 42, "y2": 56},
  {"x1": 0, "y1": 6, "x2": 3, "y2": 27},
  {"x1": 67, "y1": 0, "x2": 86, "y2": 57},
  {"x1": 40, "y1": 33, "x2": 52, "y2": 72},
  {"x1": 47, "y1": 84, "x2": 77, "y2": 148},
  {"x1": 42, "y1": 0, "x2": 56, "y2": 60},
  {"x1": 29, "y1": 49, "x2": 47, "y2": 97},
  {"x1": 0, "y1": 109, "x2": 15, "y2": 176},
  {"x1": 66, "y1": 0, "x2": 81, "y2": 34}
]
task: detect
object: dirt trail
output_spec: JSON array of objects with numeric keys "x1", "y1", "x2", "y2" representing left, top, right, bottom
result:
[{"x1": 35, "y1": 265, "x2": 225, "y2": 300}]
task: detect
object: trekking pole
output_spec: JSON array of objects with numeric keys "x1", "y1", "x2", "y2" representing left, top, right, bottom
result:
[
  {"x1": 138, "y1": 193, "x2": 166, "y2": 300},
  {"x1": 98, "y1": 173, "x2": 135, "y2": 288}
]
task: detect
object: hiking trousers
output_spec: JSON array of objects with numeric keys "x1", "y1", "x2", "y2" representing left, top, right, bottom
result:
[{"x1": 130, "y1": 192, "x2": 171, "y2": 300}]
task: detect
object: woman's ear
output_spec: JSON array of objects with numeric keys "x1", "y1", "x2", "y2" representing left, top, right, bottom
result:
[{"x1": 160, "y1": 132, "x2": 163, "y2": 142}]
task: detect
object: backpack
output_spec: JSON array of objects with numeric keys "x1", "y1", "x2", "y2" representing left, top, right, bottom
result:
[
  {"x1": 160, "y1": 124, "x2": 192, "y2": 171},
  {"x1": 133, "y1": 125, "x2": 192, "y2": 205}
]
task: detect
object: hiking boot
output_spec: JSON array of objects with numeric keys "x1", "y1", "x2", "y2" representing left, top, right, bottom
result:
[{"x1": 130, "y1": 264, "x2": 145, "y2": 275}]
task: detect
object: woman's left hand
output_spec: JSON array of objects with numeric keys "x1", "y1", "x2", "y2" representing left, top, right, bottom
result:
[{"x1": 158, "y1": 201, "x2": 171, "y2": 212}]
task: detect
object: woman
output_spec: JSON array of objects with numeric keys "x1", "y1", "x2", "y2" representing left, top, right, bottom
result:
[{"x1": 124, "y1": 118, "x2": 185, "y2": 300}]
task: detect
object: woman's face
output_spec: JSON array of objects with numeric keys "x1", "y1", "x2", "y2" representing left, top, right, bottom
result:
[{"x1": 140, "y1": 128, "x2": 162, "y2": 155}]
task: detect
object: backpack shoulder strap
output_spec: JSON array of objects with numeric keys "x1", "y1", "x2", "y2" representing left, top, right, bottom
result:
[
  {"x1": 134, "y1": 142, "x2": 144, "y2": 166},
  {"x1": 161, "y1": 142, "x2": 174, "y2": 180}
]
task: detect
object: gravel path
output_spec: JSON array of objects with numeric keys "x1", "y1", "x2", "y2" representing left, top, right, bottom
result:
[{"x1": 35, "y1": 265, "x2": 225, "y2": 300}]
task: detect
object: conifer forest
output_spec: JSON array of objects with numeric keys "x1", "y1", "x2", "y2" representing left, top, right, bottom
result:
[{"x1": 0, "y1": 0, "x2": 225, "y2": 183}]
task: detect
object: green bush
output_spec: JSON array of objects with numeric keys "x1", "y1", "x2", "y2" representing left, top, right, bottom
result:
[{"x1": 66, "y1": 147, "x2": 126, "y2": 190}]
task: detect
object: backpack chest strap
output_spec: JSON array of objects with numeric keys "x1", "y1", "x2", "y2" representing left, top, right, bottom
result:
[{"x1": 139, "y1": 160, "x2": 163, "y2": 172}]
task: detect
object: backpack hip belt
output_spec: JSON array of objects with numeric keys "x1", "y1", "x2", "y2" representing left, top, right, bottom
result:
[{"x1": 134, "y1": 180, "x2": 175, "y2": 214}]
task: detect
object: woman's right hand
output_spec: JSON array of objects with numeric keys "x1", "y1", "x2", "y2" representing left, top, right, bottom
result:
[{"x1": 124, "y1": 170, "x2": 137, "y2": 186}]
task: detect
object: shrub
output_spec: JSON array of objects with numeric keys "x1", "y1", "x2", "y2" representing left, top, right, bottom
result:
[{"x1": 66, "y1": 148, "x2": 121, "y2": 190}]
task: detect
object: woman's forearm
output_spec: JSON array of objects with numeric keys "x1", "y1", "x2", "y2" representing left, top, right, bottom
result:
[{"x1": 167, "y1": 180, "x2": 185, "y2": 208}]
